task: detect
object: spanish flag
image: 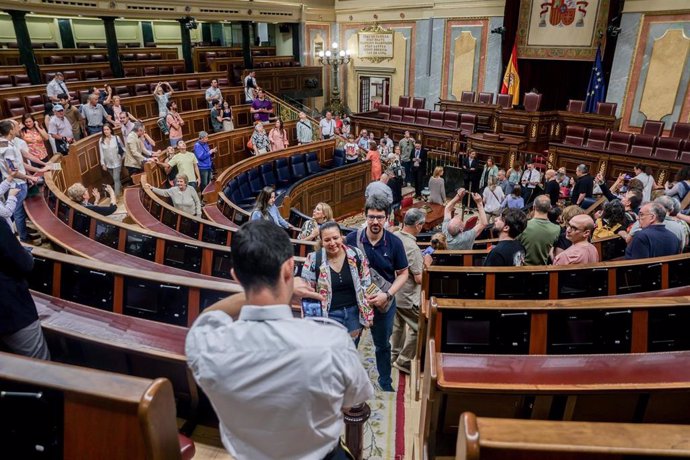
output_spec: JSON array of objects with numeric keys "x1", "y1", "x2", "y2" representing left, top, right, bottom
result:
[{"x1": 501, "y1": 42, "x2": 520, "y2": 106}]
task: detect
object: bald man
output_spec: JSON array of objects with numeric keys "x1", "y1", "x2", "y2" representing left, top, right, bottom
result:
[{"x1": 553, "y1": 214, "x2": 599, "y2": 265}]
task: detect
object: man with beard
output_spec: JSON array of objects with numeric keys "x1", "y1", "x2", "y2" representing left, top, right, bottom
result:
[{"x1": 345, "y1": 195, "x2": 408, "y2": 392}]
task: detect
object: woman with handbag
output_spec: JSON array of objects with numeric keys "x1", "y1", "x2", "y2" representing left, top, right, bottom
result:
[
  {"x1": 99, "y1": 125, "x2": 124, "y2": 196},
  {"x1": 300, "y1": 221, "x2": 374, "y2": 341},
  {"x1": 251, "y1": 123, "x2": 271, "y2": 155}
]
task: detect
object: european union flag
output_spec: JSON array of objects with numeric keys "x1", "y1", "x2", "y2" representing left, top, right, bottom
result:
[{"x1": 585, "y1": 46, "x2": 606, "y2": 113}]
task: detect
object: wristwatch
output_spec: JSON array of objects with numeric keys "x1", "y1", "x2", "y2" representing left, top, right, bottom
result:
[{"x1": 386, "y1": 292, "x2": 393, "y2": 302}]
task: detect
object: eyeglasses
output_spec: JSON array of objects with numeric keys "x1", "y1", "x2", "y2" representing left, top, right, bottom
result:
[
  {"x1": 638, "y1": 212, "x2": 653, "y2": 218},
  {"x1": 566, "y1": 224, "x2": 583, "y2": 232},
  {"x1": 366, "y1": 215, "x2": 387, "y2": 222}
]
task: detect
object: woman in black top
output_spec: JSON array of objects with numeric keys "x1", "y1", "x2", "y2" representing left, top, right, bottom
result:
[{"x1": 300, "y1": 222, "x2": 373, "y2": 340}]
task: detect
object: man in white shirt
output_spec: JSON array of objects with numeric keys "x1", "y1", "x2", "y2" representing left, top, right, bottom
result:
[
  {"x1": 186, "y1": 220, "x2": 373, "y2": 460},
  {"x1": 319, "y1": 111, "x2": 336, "y2": 140},
  {"x1": 46, "y1": 72, "x2": 69, "y2": 103},
  {"x1": 0, "y1": 120, "x2": 41, "y2": 243},
  {"x1": 520, "y1": 161, "x2": 542, "y2": 205}
]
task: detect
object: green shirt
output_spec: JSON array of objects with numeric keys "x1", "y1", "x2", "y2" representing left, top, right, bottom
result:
[
  {"x1": 517, "y1": 218, "x2": 560, "y2": 266},
  {"x1": 168, "y1": 151, "x2": 198, "y2": 184}
]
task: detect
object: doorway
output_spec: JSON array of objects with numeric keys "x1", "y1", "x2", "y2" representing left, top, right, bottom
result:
[{"x1": 359, "y1": 76, "x2": 390, "y2": 112}]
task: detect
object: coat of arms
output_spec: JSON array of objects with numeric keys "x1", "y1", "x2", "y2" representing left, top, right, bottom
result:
[{"x1": 539, "y1": 0, "x2": 589, "y2": 27}]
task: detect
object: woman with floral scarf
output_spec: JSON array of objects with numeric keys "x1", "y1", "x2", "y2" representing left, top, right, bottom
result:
[{"x1": 300, "y1": 221, "x2": 374, "y2": 341}]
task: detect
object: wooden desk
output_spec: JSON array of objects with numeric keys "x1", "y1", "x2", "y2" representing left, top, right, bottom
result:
[
  {"x1": 437, "y1": 351, "x2": 690, "y2": 390},
  {"x1": 437, "y1": 99, "x2": 499, "y2": 132},
  {"x1": 495, "y1": 108, "x2": 557, "y2": 151},
  {"x1": 553, "y1": 110, "x2": 620, "y2": 141},
  {"x1": 396, "y1": 202, "x2": 444, "y2": 231},
  {"x1": 467, "y1": 133, "x2": 527, "y2": 169}
]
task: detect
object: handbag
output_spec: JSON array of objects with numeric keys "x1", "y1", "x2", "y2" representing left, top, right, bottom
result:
[
  {"x1": 116, "y1": 137, "x2": 125, "y2": 157},
  {"x1": 356, "y1": 228, "x2": 394, "y2": 312}
]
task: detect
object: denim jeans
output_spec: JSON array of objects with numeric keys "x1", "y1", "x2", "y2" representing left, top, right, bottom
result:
[
  {"x1": 86, "y1": 125, "x2": 103, "y2": 136},
  {"x1": 370, "y1": 299, "x2": 397, "y2": 387},
  {"x1": 328, "y1": 305, "x2": 361, "y2": 333},
  {"x1": 13, "y1": 182, "x2": 28, "y2": 240},
  {"x1": 108, "y1": 166, "x2": 122, "y2": 196},
  {"x1": 170, "y1": 137, "x2": 182, "y2": 147},
  {"x1": 199, "y1": 169, "x2": 213, "y2": 193}
]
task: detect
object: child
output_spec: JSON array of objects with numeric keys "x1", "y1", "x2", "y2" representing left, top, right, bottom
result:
[{"x1": 344, "y1": 134, "x2": 360, "y2": 164}]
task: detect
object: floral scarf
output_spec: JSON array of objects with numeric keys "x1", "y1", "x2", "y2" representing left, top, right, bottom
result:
[{"x1": 302, "y1": 245, "x2": 374, "y2": 327}]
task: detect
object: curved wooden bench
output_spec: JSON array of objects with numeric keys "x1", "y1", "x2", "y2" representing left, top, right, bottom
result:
[
  {"x1": 0, "y1": 71, "x2": 227, "y2": 118},
  {"x1": 37, "y1": 178, "x2": 243, "y2": 280},
  {"x1": 139, "y1": 174, "x2": 315, "y2": 257},
  {"x1": 214, "y1": 139, "x2": 337, "y2": 225},
  {"x1": 123, "y1": 187, "x2": 186, "y2": 237},
  {"x1": 420, "y1": 337, "x2": 690, "y2": 459},
  {"x1": 423, "y1": 251, "x2": 690, "y2": 301},
  {"x1": 456, "y1": 412, "x2": 690, "y2": 460},
  {"x1": 0, "y1": 351, "x2": 186, "y2": 460},
  {"x1": 202, "y1": 203, "x2": 238, "y2": 228},
  {"x1": 27, "y1": 245, "x2": 242, "y2": 327},
  {"x1": 24, "y1": 193, "x2": 223, "y2": 284}
]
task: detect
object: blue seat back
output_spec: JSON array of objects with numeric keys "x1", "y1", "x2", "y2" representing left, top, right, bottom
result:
[
  {"x1": 248, "y1": 168, "x2": 263, "y2": 195},
  {"x1": 275, "y1": 158, "x2": 291, "y2": 184},
  {"x1": 226, "y1": 180, "x2": 243, "y2": 203},
  {"x1": 333, "y1": 148, "x2": 345, "y2": 167},
  {"x1": 260, "y1": 163, "x2": 276, "y2": 187},
  {"x1": 306, "y1": 152, "x2": 321, "y2": 175},
  {"x1": 237, "y1": 172, "x2": 252, "y2": 199},
  {"x1": 290, "y1": 154, "x2": 307, "y2": 180}
]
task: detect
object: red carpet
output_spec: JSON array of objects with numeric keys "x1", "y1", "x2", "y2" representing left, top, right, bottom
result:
[{"x1": 394, "y1": 372, "x2": 407, "y2": 459}]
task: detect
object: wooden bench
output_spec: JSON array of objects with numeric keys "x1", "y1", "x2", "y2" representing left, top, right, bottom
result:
[
  {"x1": 413, "y1": 291, "x2": 690, "y2": 402},
  {"x1": 419, "y1": 339, "x2": 690, "y2": 459},
  {"x1": 0, "y1": 71, "x2": 226, "y2": 118},
  {"x1": 0, "y1": 351, "x2": 191, "y2": 460},
  {"x1": 41, "y1": 173, "x2": 241, "y2": 281},
  {"x1": 24, "y1": 193, "x2": 224, "y2": 285},
  {"x1": 202, "y1": 203, "x2": 239, "y2": 228},
  {"x1": 423, "y1": 252, "x2": 690, "y2": 300},
  {"x1": 213, "y1": 138, "x2": 337, "y2": 224},
  {"x1": 26, "y1": 242, "x2": 241, "y2": 327},
  {"x1": 456, "y1": 412, "x2": 690, "y2": 460},
  {"x1": 123, "y1": 187, "x2": 186, "y2": 237}
]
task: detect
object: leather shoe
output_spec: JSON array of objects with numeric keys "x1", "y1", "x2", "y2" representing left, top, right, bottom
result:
[{"x1": 393, "y1": 361, "x2": 411, "y2": 375}]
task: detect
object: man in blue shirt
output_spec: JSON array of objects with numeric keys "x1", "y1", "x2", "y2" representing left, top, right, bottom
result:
[
  {"x1": 346, "y1": 195, "x2": 409, "y2": 392},
  {"x1": 193, "y1": 131, "x2": 216, "y2": 193},
  {"x1": 624, "y1": 202, "x2": 680, "y2": 259}
]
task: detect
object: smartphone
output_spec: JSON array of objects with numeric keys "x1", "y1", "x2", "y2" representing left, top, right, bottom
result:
[
  {"x1": 301, "y1": 299, "x2": 323, "y2": 318},
  {"x1": 6, "y1": 159, "x2": 16, "y2": 171}
]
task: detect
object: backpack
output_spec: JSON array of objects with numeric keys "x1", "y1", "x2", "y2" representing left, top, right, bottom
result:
[{"x1": 593, "y1": 219, "x2": 621, "y2": 239}]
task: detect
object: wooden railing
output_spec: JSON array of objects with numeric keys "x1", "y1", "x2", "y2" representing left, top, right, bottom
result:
[
  {"x1": 0, "y1": 46, "x2": 178, "y2": 66},
  {"x1": 214, "y1": 139, "x2": 337, "y2": 224},
  {"x1": 0, "y1": 71, "x2": 227, "y2": 118}
]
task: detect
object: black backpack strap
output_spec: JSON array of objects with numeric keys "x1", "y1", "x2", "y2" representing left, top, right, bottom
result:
[{"x1": 315, "y1": 249, "x2": 322, "y2": 274}]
